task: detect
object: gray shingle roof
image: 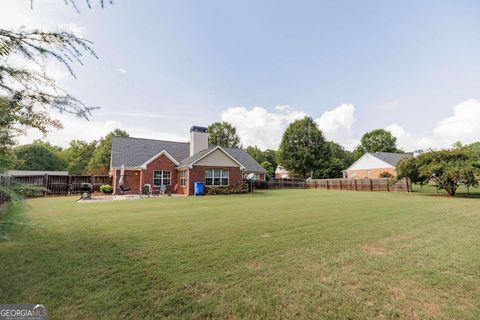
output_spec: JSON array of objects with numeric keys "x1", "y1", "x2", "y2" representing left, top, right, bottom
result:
[
  {"x1": 111, "y1": 136, "x2": 189, "y2": 168},
  {"x1": 223, "y1": 147, "x2": 266, "y2": 173},
  {"x1": 370, "y1": 152, "x2": 412, "y2": 167},
  {"x1": 179, "y1": 147, "x2": 215, "y2": 166},
  {"x1": 111, "y1": 137, "x2": 266, "y2": 173}
]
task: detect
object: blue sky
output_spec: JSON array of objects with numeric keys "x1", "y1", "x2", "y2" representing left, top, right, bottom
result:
[{"x1": 3, "y1": 0, "x2": 480, "y2": 150}]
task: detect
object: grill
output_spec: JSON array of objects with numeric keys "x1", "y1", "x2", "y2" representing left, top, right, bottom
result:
[{"x1": 80, "y1": 182, "x2": 93, "y2": 200}]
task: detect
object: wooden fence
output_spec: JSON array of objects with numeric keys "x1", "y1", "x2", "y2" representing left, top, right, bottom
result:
[
  {"x1": 266, "y1": 178, "x2": 411, "y2": 192},
  {"x1": 0, "y1": 175, "x2": 10, "y2": 206},
  {"x1": 11, "y1": 174, "x2": 112, "y2": 196}
]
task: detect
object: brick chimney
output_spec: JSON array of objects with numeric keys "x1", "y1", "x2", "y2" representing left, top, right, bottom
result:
[{"x1": 190, "y1": 126, "x2": 209, "y2": 156}]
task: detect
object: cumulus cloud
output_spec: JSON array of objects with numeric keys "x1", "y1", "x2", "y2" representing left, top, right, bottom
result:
[
  {"x1": 18, "y1": 112, "x2": 188, "y2": 147},
  {"x1": 385, "y1": 124, "x2": 434, "y2": 151},
  {"x1": 432, "y1": 99, "x2": 480, "y2": 145},
  {"x1": 221, "y1": 104, "x2": 359, "y2": 150},
  {"x1": 314, "y1": 104, "x2": 356, "y2": 148},
  {"x1": 221, "y1": 106, "x2": 307, "y2": 149},
  {"x1": 386, "y1": 99, "x2": 480, "y2": 151}
]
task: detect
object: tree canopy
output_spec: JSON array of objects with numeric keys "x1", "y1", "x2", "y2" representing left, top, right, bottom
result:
[
  {"x1": 353, "y1": 129, "x2": 401, "y2": 160},
  {"x1": 64, "y1": 140, "x2": 97, "y2": 175},
  {"x1": 397, "y1": 148, "x2": 480, "y2": 196},
  {"x1": 246, "y1": 146, "x2": 278, "y2": 170},
  {"x1": 87, "y1": 129, "x2": 129, "y2": 175},
  {"x1": 316, "y1": 141, "x2": 354, "y2": 178},
  {"x1": 14, "y1": 141, "x2": 67, "y2": 171},
  {"x1": 278, "y1": 117, "x2": 328, "y2": 179},
  {"x1": 208, "y1": 122, "x2": 241, "y2": 148}
]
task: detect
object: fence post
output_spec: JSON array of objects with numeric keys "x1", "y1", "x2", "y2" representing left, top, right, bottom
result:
[
  {"x1": 370, "y1": 179, "x2": 373, "y2": 191},
  {"x1": 386, "y1": 179, "x2": 390, "y2": 192},
  {"x1": 339, "y1": 179, "x2": 343, "y2": 190},
  {"x1": 44, "y1": 174, "x2": 48, "y2": 197},
  {"x1": 354, "y1": 179, "x2": 357, "y2": 191},
  {"x1": 326, "y1": 179, "x2": 329, "y2": 190}
]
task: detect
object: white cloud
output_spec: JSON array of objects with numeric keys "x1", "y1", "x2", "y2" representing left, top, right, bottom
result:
[
  {"x1": 314, "y1": 103, "x2": 357, "y2": 149},
  {"x1": 386, "y1": 99, "x2": 480, "y2": 151},
  {"x1": 432, "y1": 99, "x2": 480, "y2": 145},
  {"x1": 18, "y1": 112, "x2": 188, "y2": 147},
  {"x1": 221, "y1": 103, "x2": 359, "y2": 150},
  {"x1": 385, "y1": 124, "x2": 434, "y2": 151},
  {"x1": 221, "y1": 106, "x2": 306, "y2": 149},
  {"x1": 118, "y1": 68, "x2": 127, "y2": 74}
]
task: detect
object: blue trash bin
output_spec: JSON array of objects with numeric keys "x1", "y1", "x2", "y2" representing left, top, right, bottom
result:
[{"x1": 194, "y1": 182, "x2": 205, "y2": 196}]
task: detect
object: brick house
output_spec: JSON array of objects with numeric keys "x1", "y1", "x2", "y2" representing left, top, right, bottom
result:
[
  {"x1": 110, "y1": 126, "x2": 266, "y2": 195},
  {"x1": 345, "y1": 152, "x2": 412, "y2": 179}
]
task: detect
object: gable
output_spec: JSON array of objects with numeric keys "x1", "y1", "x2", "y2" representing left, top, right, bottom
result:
[
  {"x1": 195, "y1": 148, "x2": 241, "y2": 167},
  {"x1": 111, "y1": 137, "x2": 189, "y2": 168},
  {"x1": 348, "y1": 153, "x2": 394, "y2": 171},
  {"x1": 141, "y1": 150, "x2": 180, "y2": 168}
]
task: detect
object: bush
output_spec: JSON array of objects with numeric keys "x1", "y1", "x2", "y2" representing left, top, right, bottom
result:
[
  {"x1": 379, "y1": 171, "x2": 394, "y2": 178},
  {"x1": 100, "y1": 184, "x2": 113, "y2": 194},
  {"x1": 206, "y1": 182, "x2": 248, "y2": 195}
]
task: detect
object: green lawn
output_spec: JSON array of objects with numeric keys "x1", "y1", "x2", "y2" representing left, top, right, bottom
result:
[{"x1": 1, "y1": 190, "x2": 479, "y2": 319}]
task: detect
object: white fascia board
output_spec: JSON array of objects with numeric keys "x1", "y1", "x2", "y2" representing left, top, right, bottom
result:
[
  {"x1": 190, "y1": 146, "x2": 246, "y2": 170},
  {"x1": 139, "y1": 150, "x2": 180, "y2": 169}
]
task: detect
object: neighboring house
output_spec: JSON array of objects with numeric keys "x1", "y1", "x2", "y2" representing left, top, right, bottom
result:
[
  {"x1": 110, "y1": 126, "x2": 266, "y2": 195},
  {"x1": 274, "y1": 165, "x2": 290, "y2": 179},
  {"x1": 345, "y1": 152, "x2": 412, "y2": 179},
  {"x1": 7, "y1": 170, "x2": 69, "y2": 176}
]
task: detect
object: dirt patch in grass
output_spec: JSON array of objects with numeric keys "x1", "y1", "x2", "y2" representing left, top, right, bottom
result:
[
  {"x1": 362, "y1": 243, "x2": 390, "y2": 256},
  {"x1": 388, "y1": 280, "x2": 441, "y2": 319}
]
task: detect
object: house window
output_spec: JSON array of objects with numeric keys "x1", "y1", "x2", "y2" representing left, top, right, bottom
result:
[
  {"x1": 153, "y1": 170, "x2": 171, "y2": 186},
  {"x1": 180, "y1": 170, "x2": 187, "y2": 187},
  {"x1": 205, "y1": 169, "x2": 229, "y2": 186}
]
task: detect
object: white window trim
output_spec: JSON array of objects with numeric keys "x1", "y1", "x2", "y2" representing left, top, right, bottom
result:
[
  {"x1": 153, "y1": 170, "x2": 171, "y2": 187},
  {"x1": 179, "y1": 170, "x2": 187, "y2": 187},
  {"x1": 205, "y1": 169, "x2": 229, "y2": 186}
]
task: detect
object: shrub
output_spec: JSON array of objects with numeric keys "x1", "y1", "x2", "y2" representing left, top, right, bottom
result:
[
  {"x1": 100, "y1": 184, "x2": 113, "y2": 194},
  {"x1": 379, "y1": 171, "x2": 394, "y2": 178},
  {"x1": 206, "y1": 182, "x2": 248, "y2": 195}
]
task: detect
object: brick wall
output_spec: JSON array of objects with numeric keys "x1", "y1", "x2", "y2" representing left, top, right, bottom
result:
[
  {"x1": 143, "y1": 154, "x2": 179, "y2": 193},
  {"x1": 188, "y1": 166, "x2": 242, "y2": 195},
  {"x1": 114, "y1": 169, "x2": 141, "y2": 194},
  {"x1": 347, "y1": 167, "x2": 397, "y2": 179}
]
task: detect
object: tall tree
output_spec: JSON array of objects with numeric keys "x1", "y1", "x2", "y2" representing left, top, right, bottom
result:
[
  {"x1": 278, "y1": 117, "x2": 328, "y2": 179},
  {"x1": 64, "y1": 140, "x2": 97, "y2": 175},
  {"x1": 317, "y1": 141, "x2": 354, "y2": 178},
  {"x1": 87, "y1": 129, "x2": 128, "y2": 174},
  {"x1": 14, "y1": 141, "x2": 67, "y2": 171},
  {"x1": 208, "y1": 122, "x2": 241, "y2": 148},
  {"x1": 246, "y1": 146, "x2": 278, "y2": 172},
  {"x1": 354, "y1": 129, "x2": 401, "y2": 160}
]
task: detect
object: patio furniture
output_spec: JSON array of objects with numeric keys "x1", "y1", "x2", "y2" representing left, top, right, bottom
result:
[
  {"x1": 119, "y1": 185, "x2": 131, "y2": 194},
  {"x1": 141, "y1": 184, "x2": 152, "y2": 197},
  {"x1": 159, "y1": 185, "x2": 167, "y2": 195}
]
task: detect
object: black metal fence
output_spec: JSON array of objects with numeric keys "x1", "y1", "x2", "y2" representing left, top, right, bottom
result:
[{"x1": 11, "y1": 174, "x2": 112, "y2": 196}]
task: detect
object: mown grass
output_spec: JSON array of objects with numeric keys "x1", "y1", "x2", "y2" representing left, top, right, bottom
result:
[{"x1": 0, "y1": 190, "x2": 479, "y2": 319}]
